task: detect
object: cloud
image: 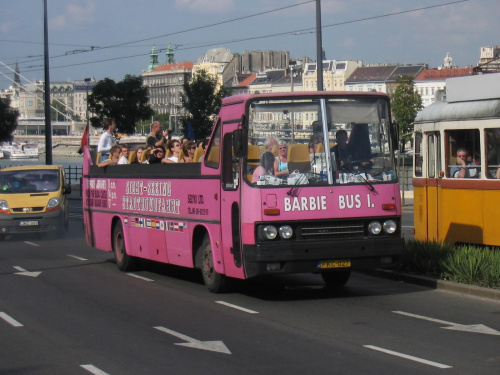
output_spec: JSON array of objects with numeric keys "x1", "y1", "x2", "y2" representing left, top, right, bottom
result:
[
  {"x1": 174, "y1": 0, "x2": 235, "y2": 14},
  {"x1": 50, "y1": 1, "x2": 97, "y2": 30}
]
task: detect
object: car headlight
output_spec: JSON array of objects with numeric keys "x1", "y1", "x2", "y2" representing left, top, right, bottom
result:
[
  {"x1": 368, "y1": 221, "x2": 382, "y2": 235},
  {"x1": 47, "y1": 197, "x2": 60, "y2": 209},
  {"x1": 263, "y1": 225, "x2": 278, "y2": 240},
  {"x1": 383, "y1": 220, "x2": 397, "y2": 234},
  {"x1": 0, "y1": 200, "x2": 10, "y2": 213},
  {"x1": 279, "y1": 225, "x2": 293, "y2": 239}
]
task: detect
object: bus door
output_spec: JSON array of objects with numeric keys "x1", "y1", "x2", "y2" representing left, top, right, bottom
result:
[
  {"x1": 425, "y1": 132, "x2": 441, "y2": 241},
  {"x1": 219, "y1": 130, "x2": 245, "y2": 279}
]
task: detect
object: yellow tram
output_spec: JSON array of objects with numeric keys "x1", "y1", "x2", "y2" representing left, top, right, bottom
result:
[{"x1": 413, "y1": 73, "x2": 500, "y2": 246}]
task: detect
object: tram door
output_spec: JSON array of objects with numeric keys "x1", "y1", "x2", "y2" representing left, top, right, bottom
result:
[{"x1": 425, "y1": 132, "x2": 441, "y2": 241}]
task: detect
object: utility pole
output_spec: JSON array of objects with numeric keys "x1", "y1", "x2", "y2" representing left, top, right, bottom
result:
[
  {"x1": 43, "y1": 0, "x2": 52, "y2": 164},
  {"x1": 316, "y1": 0, "x2": 324, "y2": 92}
]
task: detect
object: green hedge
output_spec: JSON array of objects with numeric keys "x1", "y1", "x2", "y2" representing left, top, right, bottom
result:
[{"x1": 403, "y1": 240, "x2": 500, "y2": 289}]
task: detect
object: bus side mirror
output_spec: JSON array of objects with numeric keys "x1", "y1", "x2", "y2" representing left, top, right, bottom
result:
[{"x1": 233, "y1": 129, "x2": 248, "y2": 157}]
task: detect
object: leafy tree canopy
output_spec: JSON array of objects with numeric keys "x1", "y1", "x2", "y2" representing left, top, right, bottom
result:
[
  {"x1": 181, "y1": 69, "x2": 231, "y2": 140},
  {"x1": 391, "y1": 75, "x2": 423, "y2": 149},
  {"x1": 87, "y1": 74, "x2": 153, "y2": 134},
  {"x1": 136, "y1": 111, "x2": 170, "y2": 135},
  {"x1": 0, "y1": 97, "x2": 19, "y2": 142}
]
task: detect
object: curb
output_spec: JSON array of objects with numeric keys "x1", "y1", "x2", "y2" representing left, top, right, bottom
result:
[{"x1": 364, "y1": 269, "x2": 500, "y2": 302}]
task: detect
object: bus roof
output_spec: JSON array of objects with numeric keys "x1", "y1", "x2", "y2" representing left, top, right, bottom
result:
[{"x1": 222, "y1": 91, "x2": 389, "y2": 106}]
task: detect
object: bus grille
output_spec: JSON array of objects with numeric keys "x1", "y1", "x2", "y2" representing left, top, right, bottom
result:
[{"x1": 298, "y1": 220, "x2": 365, "y2": 240}]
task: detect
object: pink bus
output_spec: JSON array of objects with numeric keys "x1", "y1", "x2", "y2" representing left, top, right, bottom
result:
[{"x1": 82, "y1": 92, "x2": 404, "y2": 292}]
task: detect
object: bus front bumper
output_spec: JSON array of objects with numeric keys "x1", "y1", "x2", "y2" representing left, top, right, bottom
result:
[{"x1": 242, "y1": 237, "x2": 404, "y2": 279}]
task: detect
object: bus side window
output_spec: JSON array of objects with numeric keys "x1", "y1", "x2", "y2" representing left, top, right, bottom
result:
[
  {"x1": 414, "y1": 132, "x2": 422, "y2": 177},
  {"x1": 222, "y1": 133, "x2": 239, "y2": 190}
]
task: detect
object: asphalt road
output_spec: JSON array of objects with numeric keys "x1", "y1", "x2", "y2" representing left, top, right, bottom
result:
[{"x1": 0, "y1": 201, "x2": 498, "y2": 375}]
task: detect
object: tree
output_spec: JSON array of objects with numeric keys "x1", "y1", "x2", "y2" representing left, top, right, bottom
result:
[
  {"x1": 88, "y1": 74, "x2": 153, "y2": 134},
  {"x1": 50, "y1": 100, "x2": 69, "y2": 121},
  {"x1": 137, "y1": 111, "x2": 170, "y2": 135},
  {"x1": 0, "y1": 97, "x2": 19, "y2": 142},
  {"x1": 181, "y1": 69, "x2": 231, "y2": 140},
  {"x1": 391, "y1": 75, "x2": 423, "y2": 150}
]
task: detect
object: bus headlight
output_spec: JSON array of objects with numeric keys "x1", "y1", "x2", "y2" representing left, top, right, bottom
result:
[
  {"x1": 368, "y1": 221, "x2": 382, "y2": 235},
  {"x1": 279, "y1": 225, "x2": 293, "y2": 239},
  {"x1": 263, "y1": 225, "x2": 278, "y2": 240},
  {"x1": 383, "y1": 220, "x2": 397, "y2": 234}
]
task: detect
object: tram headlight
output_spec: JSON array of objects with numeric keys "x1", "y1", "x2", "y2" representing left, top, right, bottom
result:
[
  {"x1": 263, "y1": 225, "x2": 278, "y2": 240},
  {"x1": 279, "y1": 225, "x2": 293, "y2": 239},
  {"x1": 383, "y1": 220, "x2": 397, "y2": 234},
  {"x1": 368, "y1": 221, "x2": 382, "y2": 235}
]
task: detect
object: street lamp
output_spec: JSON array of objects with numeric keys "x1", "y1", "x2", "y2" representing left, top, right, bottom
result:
[{"x1": 84, "y1": 78, "x2": 91, "y2": 129}]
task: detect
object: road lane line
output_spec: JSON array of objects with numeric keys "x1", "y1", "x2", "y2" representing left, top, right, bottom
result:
[
  {"x1": 364, "y1": 345, "x2": 452, "y2": 369},
  {"x1": 68, "y1": 255, "x2": 88, "y2": 261},
  {"x1": 80, "y1": 364, "x2": 110, "y2": 375},
  {"x1": 215, "y1": 301, "x2": 259, "y2": 314},
  {"x1": 0, "y1": 312, "x2": 23, "y2": 327},
  {"x1": 127, "y1": 273, "x2": 154, "y2": 282},
  {"x1": 24, "y1": 241, "x2": 40, "y2": 247}
]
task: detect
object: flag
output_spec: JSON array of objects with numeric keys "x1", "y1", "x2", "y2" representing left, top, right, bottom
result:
[{"x1": 78, "y1": 124, "x2": 89, "y2": 154}]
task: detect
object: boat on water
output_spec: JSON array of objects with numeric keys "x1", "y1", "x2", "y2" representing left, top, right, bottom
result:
[
  {"x1": 0, "y1": 151, "x2": 4, "y2": 159},
  {"x1": 0, "y1": 143, "x2": 39, "y2": 159}
]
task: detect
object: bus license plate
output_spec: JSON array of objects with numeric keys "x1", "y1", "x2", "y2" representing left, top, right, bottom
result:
[
  {"x1": 19, "y1": 220, "x2": 38, "y2": 226},
  {"x1": 319, "y1": 259, "x2": 351, "y2": 269}
]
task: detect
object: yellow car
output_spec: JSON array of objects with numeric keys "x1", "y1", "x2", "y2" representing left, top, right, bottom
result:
[{"x1": 0, "y1": 165, "x2": 71, "y2": 238}]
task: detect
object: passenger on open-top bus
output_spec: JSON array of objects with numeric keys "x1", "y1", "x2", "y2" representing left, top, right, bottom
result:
[
  {"x1": 146, "y1": 121, "x2": 168, "y2": 149},
  {"x1": 148, "y1": 146, "x2": 165, "y2": 164},
  {"x1": 98, "y1": 145, "x2": 121, "y2": 167},
  {"x1": 346, "y1": 123, "x2": 374, "y2": 169},
  {"x1": 162, "y1": 139, "x2": 181, "y2": 164},
  {"x1": 117, "y1": 144, "x2": 130, "y2": 164},
  {"x1": 97, "y1": 118, "x2": 116, "y2": 163},
  {"x1": 131, "y1": 146, "x2": 145, "y2": 164},
  {"x1": 264, "y1": 137, "x2": 278, "y2": 153},
  {"x1": 181, "y1": 141, "x2": 196, "y2": 163}
]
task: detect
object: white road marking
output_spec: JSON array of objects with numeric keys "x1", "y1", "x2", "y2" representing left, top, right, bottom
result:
[
  {"x1": 24, "y1": 241, "x2": 40, "y2": 247},
  {"x1": 393, "y1": 311, "x2": 500, "y2": 336},
  {"x1": 364, "y1": 345, "x2": 452, "y2": 369},
  {"x1": 80, "y1": 364, "x2": 110, "y2": 375},
  {"x1": 13, "y1": 266, "x2": 41, "y2": 277},
  {"x1": 0, "y1": 312, "x2": 23, "y2": 327},
  {"x1": 68, "y1": 255, "x2": 88, "y2": 261},
  {"x1": 215, "y1": 301, "x2": 259, "y2": 314},
  {"x1": 127, "y1": 273, "x2": 154, "y2": 282},
  {"x1": 154, "y1": 326, "x2": 231, "y2": 354}
]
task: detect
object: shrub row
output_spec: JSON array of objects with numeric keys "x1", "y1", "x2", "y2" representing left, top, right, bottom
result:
[{"x1": 403, "y1": 240, "x2": 500, "y2": 289}]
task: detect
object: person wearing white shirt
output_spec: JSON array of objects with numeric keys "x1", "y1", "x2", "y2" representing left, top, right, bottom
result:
[
  {"x1": 117, "y1": 144, "x2": 130, "y2": 164},
  {"x1": 97, "y1": 118, "x2": 116, "y2": 162}
]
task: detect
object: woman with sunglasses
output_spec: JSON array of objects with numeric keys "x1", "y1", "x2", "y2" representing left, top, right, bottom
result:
[
  {"x1": 274, "y1": 140, "x2": 289, "y2": 176},
  {"x1": 162, "y1": 139, "x2": 182, "y2": 163},
  {"x1": 181, "y1": 141, "x2": 196, "y2": 163}
]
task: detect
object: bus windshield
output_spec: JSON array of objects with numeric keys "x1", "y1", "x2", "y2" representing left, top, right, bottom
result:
[{"x1": 245, "y1": 96, "x2": 396, "y2": 186}]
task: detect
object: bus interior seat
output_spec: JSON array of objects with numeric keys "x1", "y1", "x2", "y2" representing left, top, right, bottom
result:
[
  {"x1": 193, "y1": 147, "x2": 204, "y2": 162},
  {"x1": 128, "y1": 150, "x2": 136, "y2": 164},
  {"x1": 288, "y1": 143, "x2": 311, "y2": 173},
  {"x1": 178, "y1": 149, "x2": 186, "y2": 162},
  {"x1": 247, "y1": 145, "x2": 260, "y2": 169}
]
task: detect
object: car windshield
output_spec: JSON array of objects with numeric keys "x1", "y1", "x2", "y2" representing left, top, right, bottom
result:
[
  {"x1": 245, "y1": 96, "x2": 397, "y2": 186},
  {"x1": 0, "y1": 170, "x2": 59, "y2": 193}
]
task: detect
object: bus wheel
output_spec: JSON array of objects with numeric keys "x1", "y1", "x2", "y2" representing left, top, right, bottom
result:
[
  {"x1": 112, "y1": 221, "x2": 137, "y2": 272},
  {"x1": 321, "y1": 270, "x2": 351, "y2": 287},
  {"x1": 200, "y1": 236, "x2": 228, "y2": 293}
]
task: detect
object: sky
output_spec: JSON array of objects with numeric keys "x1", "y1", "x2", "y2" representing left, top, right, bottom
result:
[{"x1": 0, "y1": 0, "x2": 499, "y2": 89}]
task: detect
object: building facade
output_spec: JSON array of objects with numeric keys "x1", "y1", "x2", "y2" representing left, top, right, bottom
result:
[{"x1": 303, "y1": 60, "x2": 362, "y2": 91}]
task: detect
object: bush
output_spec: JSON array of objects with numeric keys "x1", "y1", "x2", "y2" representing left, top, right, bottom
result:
[{"x1": 403, "y1": 240, "x2": 500, "y2": 289}]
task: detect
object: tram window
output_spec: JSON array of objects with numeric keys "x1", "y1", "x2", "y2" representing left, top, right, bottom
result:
[
  {"x1": 427, "y1": 133, "x2": 440, "y2": 178},
  {"x1": 485, "y1": 128, "x2": 500, "y2": 179},
  {"x1": 414, "y1": 132, "x2": 422, "y2": 177},
  {"x1": 445, "y1": 129, "x2": 481, "y2": 178}
]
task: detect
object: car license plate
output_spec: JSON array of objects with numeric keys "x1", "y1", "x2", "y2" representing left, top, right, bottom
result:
[
  {"x1": 319, "y1": 259, "x2": 351, "y2": 269},
  {"x1": 19, "y1": 220, "x2": 38, "y2": 226}
]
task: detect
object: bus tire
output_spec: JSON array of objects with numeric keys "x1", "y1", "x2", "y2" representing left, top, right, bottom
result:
[
  {"x1": 112, "y1": 220, "x2": 137, "y2": 272},
  {"x1": 200, "y1": 235, "x2": 228, "y2": 293},
  {"x1": 321, "y1": 269, "x2": 351, "y2": 287}
]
